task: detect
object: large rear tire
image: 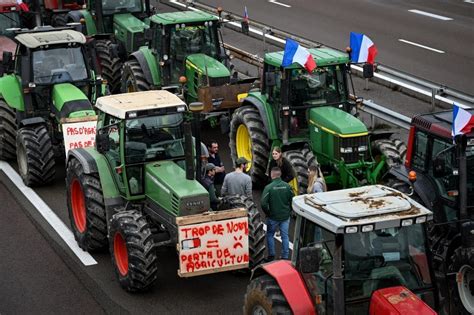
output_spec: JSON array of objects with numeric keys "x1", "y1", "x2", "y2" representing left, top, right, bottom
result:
[
  {"x1": 51, "y1": 13, "x2": 67, "y2": 27},
  {"x1": 229, "y1": 106, "x2": 270, "y2": 187},
  {"x1": 283, "y1": 150, "x2": 308, "y2": 195},
  {"x1": 223, "y1": 195, "x2": 265, "y2": 268},
  {"x1": 121, "y1": 59, "x2": 150, "y2": 92},
  {"x1": 449, "y1": 247, "x2": 474, "y2": 314},
  {"x1": 372, "y1": 138, "x2": 406, "y2": 169},
  {"x1": 96, "y1": 40, "x2": 123, "y2": 94},
  {"x1": 16, "y1": 125, "x2": 55, "y2": 186},
  {"x1": 243, "y1": 274, "x2": 291, "y2": 315},
  {"x1": 109, "y1": 210, "x2": 159, "y2": 292},
  {"x1": 66, "y1": 158, "x2": 107, "y2": 252},
  {"x1": 0, "y1": 100, "x2": 17, "y2": 160}
]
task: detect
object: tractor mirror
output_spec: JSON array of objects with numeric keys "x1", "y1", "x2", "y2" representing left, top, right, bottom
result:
[
  {"x1": 2, "y1": 51, "x2": 13, "y2": 71},
  {"x1": 96, "y1": 133, "x2": 110, "y2": 153},
  {"x1": 433, "y1": 156, "x2": 447, "y2": 178},
  {"x1": 144, "y1": 28, "x2": 153, "y2": 41},
  {"x1": 265, "y1": 72, "x2": 276, "y2": 87},
  {"x1": 298, "y1": 245, "x2": 321, "y2": 273}
]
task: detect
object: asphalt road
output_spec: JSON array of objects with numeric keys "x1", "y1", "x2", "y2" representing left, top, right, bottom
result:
[{"x1": 195, "y1": 0, "x2": 474, "y2": 94}]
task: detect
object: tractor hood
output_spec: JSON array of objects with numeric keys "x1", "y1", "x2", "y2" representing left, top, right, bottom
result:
[
  {"x1": 113, "y1": 13, "x2": 148, "y2": 33},
  {"x1": 309, "y1": 106, "x2": 367, "y2": 135},
  {"x1": 145, "y1": 161, "x2": 210, "y2": 216},
  {"x1": 186, "y1": 54, "x2": 230, "y2": 78},
  {"x1": 52, "y1": 83, "x2": 95, "y2": 120}
]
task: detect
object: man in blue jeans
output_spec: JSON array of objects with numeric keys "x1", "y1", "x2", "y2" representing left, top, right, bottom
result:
[{"x1": 261, "y1": 167, "x2": 294, "y2": 261}]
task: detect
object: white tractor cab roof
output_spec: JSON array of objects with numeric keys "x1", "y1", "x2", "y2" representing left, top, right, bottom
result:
[
  {"x1": 292, "y1": 185, "x2": 432, "y2": 234},
  {"x1": 95, "y1": 90, "x2": 187, "y2": 119},
  {"x1": 15, "y1": 29, "x2": 86, "y2": 49}
]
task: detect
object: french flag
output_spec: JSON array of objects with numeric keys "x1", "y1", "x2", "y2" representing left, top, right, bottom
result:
[
  {"x1": 243, "y1": 6, "x2": 249, "y2": 22},
  {"x1": 281, "y1": 38, "x2": 316, "y2": 72},
  {"x1": 17, "y1": 0, "x2": 29, "y2": 12},
  {"x1": 452, "y1": 104, "x2": 474, "y2": 138},
  {"x1": 350, "y1": 32, "x2": 378, "y2": 64}
]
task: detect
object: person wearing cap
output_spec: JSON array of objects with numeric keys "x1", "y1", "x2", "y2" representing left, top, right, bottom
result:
[
  {"x1": 202, "y1": 163, "x2": 219, "y2": 211},
  {"x1": 221, "y1": 157, "x2": 252, "y2": 199}
]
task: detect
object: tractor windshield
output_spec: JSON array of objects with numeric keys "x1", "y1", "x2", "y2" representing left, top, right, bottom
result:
[
  {"x1": 32, "y1": 47, "x2": 88, "y2": 84},
  {"x1": 289, "y1": 65, "x2": 347, "y2": 106},
  {"x1": 101, "y1": 0, "x2": 142, "y2": 14},
  {"x1": 170, "y1": 22, "x2": 219, "y2": 61},
  {"x1": 125, "y1": 113, "x2": 185, "y2": 164},
  {"x1": 0, "y1": 11, "x2": 20, "y2": 35},
  {"x1": 343, "y1": 225, "x2": 434, "y2": 310}
]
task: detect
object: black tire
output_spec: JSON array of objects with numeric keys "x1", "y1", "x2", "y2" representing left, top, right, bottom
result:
[
  {"x1": 121, "y1": 59, "x2": 150, "y2": 92},
  {"x1": 302, "y1": 147, "x2": 318, "y2": 168},
  {"x1": 283, "y1": 150, "x2": 308, "y2": 195},
  {"x1": 371, "y1": 139, "x2": 406, "y2": 169},
  {"x1": 0, "y1": 100, "x2": 17, "y2": 160},
  {"x1": 385, "y1": 178, "x2": 423, "y2": 204},
  {"x1": 51, "y1": 13, "x2": 67, "y2": 27},
  {"x1": 109, "y1": 210, "x2": 158, "y2": 292},
  {"x1": 96, "y1": 40, "x2": 123, "y2": 94},
  {"x1": 66, "y1": 158, "x2": 107, "y2": 252},
  {"x1": 243, "y1": 274, "x2": 291, "y2": 315},
  {"x1": 448, "y1": 247, "x2": 474, "y2": 314},
  {"x1": 16, "y1": 125, "x2": 55, "y2": 186},
  {"x1": 394, "y1": 139, "x2": 407, "y2": 163},
  {"x1": 223, "y1": 195, "x2": 265, "y2": 268},
  {"x1": 229, "y1": 106, "x2": 270, "y2": 187}
]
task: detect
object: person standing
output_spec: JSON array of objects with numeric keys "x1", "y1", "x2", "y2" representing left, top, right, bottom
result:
[
  {"x1": 207, "y1": 140, "x2": 226, "y2": 196},
  {"x1": 261, "y1": 167, "x2": 294, "y2": 261},
  {"x1": 268, "y1": 147, "x2": 294, "y2": 183},
  {"x1": 307, "y1": 164, "x2": 327, "y2": 193},
  {"x1": 201, "y1": 163, "x2": 219, "y2": 211},
  {"x1": 221, "y1": 157, "x2": 252, "y2": 199}
]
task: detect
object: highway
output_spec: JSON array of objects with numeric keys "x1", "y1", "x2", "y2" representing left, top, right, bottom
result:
[{"x1": 197, "y1": 0, "x2": 474, "y2": 94}]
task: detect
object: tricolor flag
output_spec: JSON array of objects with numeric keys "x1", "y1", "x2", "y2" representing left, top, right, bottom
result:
[
  {"x1": 281, "y1": 38, "x2": 316, "y2": 72},
  {"x1": 16, "y1": 0, "x2": 29, "y2": 11},
  {"x1": 350, "y1": 32, "x2": 378, "y2": 64},
  {"x1": 243, "y1": 6, "x2": 249, "y2": 22},
  {"x1": 452, "y1": 104, "x2": 474, "y2": 139}
]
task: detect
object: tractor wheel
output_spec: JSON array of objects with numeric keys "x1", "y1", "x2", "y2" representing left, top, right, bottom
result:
[
  {"x1": 385, "y1": 178, "x2": 423, "y2": 203},
  {"x1": 16, "y1": 125, "x2": 55, "y2": 186},
  {"x1": 109, "y1": 210, "x2": 158, "y2": 292},
  {"x1": 0, "y1": 100, "x2": 17, "y2": 160},
  {"x1": 96, "y1": 40, "x2": 123, "y2": 94},
  {"x1": 283, "y1": 150, "x2": 309, "y2": 195},
  {"x1": 223, "y1": 195, "x2": 265, "y2": 269},
  {"x1": 66, "y1": 158, "x2": 107, "y2": 252},
  {"x1": 371, "y1": 139, "x2": 406, "y2": 168},
  {"x1": 393, "y1": 139, "x2": 407, "y2": 163},
  {"x1": 229, "y1": 106, "x2": 270, "y2": 187},
  {"x1": 243, "y1": 274, "x2": 291, "y2": 315},
  {"x1": 448, "y1": 247, "x2": 474, "y2": 314},
  {"x1": 302, "y1": 147, "x2": 318, "y2": 168},
  {"x1": 121, "y1": 59, "x2": 150, "y2": 92},
  {"x1": 51, "y1": 13, "x2": 67, "y2": 27}
]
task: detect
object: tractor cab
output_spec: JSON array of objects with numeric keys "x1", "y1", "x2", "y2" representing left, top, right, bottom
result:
[
  {"x1": 0, "y1": 1, "x2": 22, "y2": 37},
  {"x1": 244, "y1": 185, "x2": 438, "y2": 314}
]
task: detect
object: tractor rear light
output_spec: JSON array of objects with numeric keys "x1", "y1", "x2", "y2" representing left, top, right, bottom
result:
[
  {"x1": 447, "y1": 190, "x2": 459, "y2": 197},
  {"x1": 361, "y1": 224, "x2": 374, "y2": 232},
  {"x1": 415, "y1": 216, "x2": 427, "y2": 224},
  {"x1": 115, "y1": 165, "x2": 123, "y2": 174},
  {"x1": 408, "y1": 171, "x2": 417, "y2": 183},
  {"x1": 28, "y1": 82, "x2": 36, "y2": 88},
  {"x1": 315, "y1": 294, "x2": 322, "y2": 305},
  {"x1": 340, "y1": 147, "x2": 353, "y2": 153},
  {"x1": 23, "y1": 87, "x2": 31, "y2": 94},
  {"x1": 401, "y1": 219, "x2": 413, "y2": 227},
  {"x1": 345, "y1": 226, "x2": 358, "y2": 234}
]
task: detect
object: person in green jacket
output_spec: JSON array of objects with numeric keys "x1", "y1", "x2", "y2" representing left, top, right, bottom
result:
[{"x1": 261, "y1": 167, "x2": 294, "y2": 261}]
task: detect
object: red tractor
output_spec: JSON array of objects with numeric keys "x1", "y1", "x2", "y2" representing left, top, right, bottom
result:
[
  {"x1": 389, "y1": 109, "x2": 474, "y2": 314},
  {"x1": 26, "y1": 0, "x2": 84, "y2": 26},
  {"x1": 0, "y1": 0, "x2": 30, "y2": 64},
  {"x1": 244, "y1": 185, "x2": 438, "y2": 314}
]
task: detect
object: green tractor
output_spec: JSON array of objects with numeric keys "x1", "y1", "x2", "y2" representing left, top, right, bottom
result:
[
  {"x1": 121, "y1": 10, "x2": 255, "y2": 117},
  {"x1": 65, "y1": 0, "x2": 153, "y2": 93},
  {"x1": 229, "y1": 48, "x2": 405, "y2": 193},
  {"x1": 65, "y1": 90, "x2": 265, "y2": 292},
  {"x1": 0, "y1": 27, "x2": 104, "y2": 186}
]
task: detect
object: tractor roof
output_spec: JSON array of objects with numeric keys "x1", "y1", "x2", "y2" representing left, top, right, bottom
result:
[
  {"x1": 150, "y1": 10, "x2": 218, "y2": 25},
  {"x1": 15, "y1": 29, "x2": 86, "y2": 49},
  {"x1": 292, "y1": 185, "x2": 432, "y2": 234},
  {"x1": 413, "y1": 108, "x2": 474, "y2": 139},
  {"x1": 95, "y1": 91, "x2": 187, "y2": 119},
  {"x1": 265, "y1": 47, "x2": 349, "y2": 68},
  {"x1": 0, "y1": 1, "x2": 20, "y2": 12}
]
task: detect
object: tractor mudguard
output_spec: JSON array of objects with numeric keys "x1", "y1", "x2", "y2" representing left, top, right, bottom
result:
[
  {"x1": 18, "y1": 117, "x2": 45, "y2": 128},
  {"x1": 131, "y1": 48, "x2": 160, "y2": 87},
  {"x1": 370, "y1": 286, "x2": 436, "y2": 314},
  {"x1": 241, "y1": 94, "x2": 278, "y2": 140},
  {"x1": 67, "y1": 147, "x2": 122, "y2": 204},
  {"x1": 0, "y1": 75, "x2": 24, "y2": 111},
  {"x1": 78, "y1": 10, "x2": 96, "y2": 36},
  {"x1": 389, "y1": 166, "x2": 436, "y2": 209},
  {"x1": 66, "y1": 10, "x2": 84, "y2": 22},
  {"x1": 252, "y1": 260, "x2": 315, "y2": 315}
]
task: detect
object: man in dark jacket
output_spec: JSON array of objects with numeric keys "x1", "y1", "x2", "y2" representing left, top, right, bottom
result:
[
  {"x1": 261, "y1": 167, "x2": 294, "y2": 261},
  {"x1": 202, "y1": 163, "x2": 219, "y2": 210}
]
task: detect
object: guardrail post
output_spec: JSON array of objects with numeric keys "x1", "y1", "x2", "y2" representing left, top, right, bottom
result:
[{"x1": 431, "y1": 88, "x2": 436, "y2": 112}]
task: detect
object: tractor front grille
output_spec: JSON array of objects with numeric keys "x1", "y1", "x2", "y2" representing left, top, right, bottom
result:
[{"x1": 336, "y1": 135, "x2": 369, "y2": 164}]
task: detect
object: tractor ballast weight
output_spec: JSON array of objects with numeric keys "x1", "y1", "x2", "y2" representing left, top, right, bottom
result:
[
  {"x1": 244, "y1": 185, "x2": 438, "y2": 314},
  {"x1": 0, "y1": 27, "x2": 104, "y2": 186},
  {"x1": 121, "y1": 11, "x2": 255, "y2": 116},
  {"x1": 388, "y1": 109, "x2": 474, "y2": 314},
  {"x1": 65, "y1": 91, "x2": 265, "y2": 292}
]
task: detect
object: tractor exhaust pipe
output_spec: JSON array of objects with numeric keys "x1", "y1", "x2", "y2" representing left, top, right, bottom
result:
[{"x1": 184, "y1": 122, "x2": 195, "y2": 180}]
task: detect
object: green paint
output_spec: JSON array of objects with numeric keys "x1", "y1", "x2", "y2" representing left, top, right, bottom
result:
[
  {"x1": 139, "y1": 46, "x2": 161, "y2": 86},
  {"x1": 186, "y1": 54, "x2": 230, "y2": 78},
  {"x1": 309, "y1": 107, "x2": 367, "y2": 135},
  {"x1": 265, "y1": 47, "x2": 349, "y2": 68},
  {"x1": 83, "y1": 147, "x2": 121, "y2": 199},
  {"x1": 244, "y1": 92, "x2": 279, "y2": 139},
  {"x1": 80, "y1": 10, "x2": 97, "y2": 35},
  {"x1": 113, "y1": 13, "x2": 148, "y2": 53},
  {"x1": 51, "y1": 83, "x2": 90, "y2": 112},
  {"x1": 0, "y1": 74, "x2": 23, "y2": 111},
  {"x1": 150, "y1": 11, "x2": 218, "y2": 26}
]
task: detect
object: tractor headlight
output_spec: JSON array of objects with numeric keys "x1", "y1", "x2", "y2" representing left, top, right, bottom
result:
[
  {"x1": 340, "y1": 147, "x2": 353, "y2": 153},
  {"x1": 415, "y1": 216, "x2": 427, "y2": 224},
  {"x1": 401, "y1": 219, "x2": 413, "y2": 226},
  {"x1": 358, "y1": 145, "x2": 368, "y2": 152},
  {"x1": 345, "y1": 226, "x2": 358, "y2": 234}
]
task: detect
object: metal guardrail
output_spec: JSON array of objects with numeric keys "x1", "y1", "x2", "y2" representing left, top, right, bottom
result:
[{"x1": 166, "y1": 0, "x2": 473, "y2": 109}]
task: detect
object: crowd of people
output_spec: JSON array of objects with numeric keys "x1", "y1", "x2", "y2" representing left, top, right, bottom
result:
[{"x1": 200, "y1": 141, "x2": 327, "y2": 263}]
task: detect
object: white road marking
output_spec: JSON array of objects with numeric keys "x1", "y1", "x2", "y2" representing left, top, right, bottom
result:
[
  {"x1": 464, "y1": 0, "x2": 474, "y2": 3},
  {"x1": 398, "y1": 39, "x2": 445, "y2": 54},
  {"x1": 408, "y1": 9, "x2": 453, "y2": 21},
  {"x1": 0, "y1": 161, "x2": 97, "y2": 266},
  {"x1": 269, "y1": 0, "x2": 291, "y2": 8}
]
